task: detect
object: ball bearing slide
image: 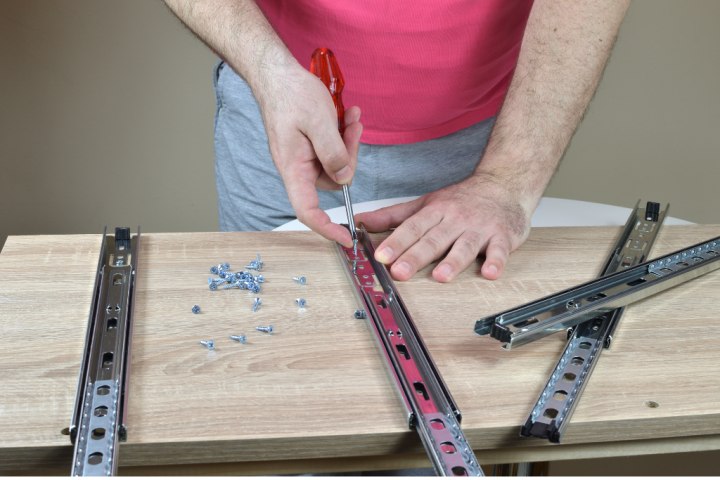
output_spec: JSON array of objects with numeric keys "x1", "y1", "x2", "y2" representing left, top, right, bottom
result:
[
  {"x1": 69, "y1": 227, "x2": 140, "y2": 475},
  {"x1": 337, "y1": 226, "x2": 483, "y2": 476},
  {"x1": 517, "y1": 200, "x2": 667, "y2": 443},
  {"x1": 475, "y1": 208, "x2": 720, "y2": 350}
]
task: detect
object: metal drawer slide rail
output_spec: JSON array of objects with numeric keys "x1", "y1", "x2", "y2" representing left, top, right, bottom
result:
[
  {"x1": 520, "y1": 200, "x2": 666, "y2": 443},
  {"x1": 70, "y1": 227, "x2": 140, "y2": 476},
  {"x1": 337, "y1": 226, "x2": 482, "y2": 476},
  {"x1": 475, "y1": 225, "x2": 720, "y2": 350}
]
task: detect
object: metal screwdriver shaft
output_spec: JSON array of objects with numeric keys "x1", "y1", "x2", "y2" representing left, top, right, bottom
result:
[
  {"x1": 310, "y1": 47, "x2": 358, "y2": 254},
  {"x1": 342, "y1": 184, "x2": 358, "y2": 255}
]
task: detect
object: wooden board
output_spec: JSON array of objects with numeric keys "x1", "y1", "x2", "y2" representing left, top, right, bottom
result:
[{"x1": 1, "y1": 225, "x2": 719, "y2": 473}]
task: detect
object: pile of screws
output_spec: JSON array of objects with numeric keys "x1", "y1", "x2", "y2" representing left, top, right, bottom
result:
[
  {"x1": 207, "y1": 258, "x2": 265, "y2": 293},
  {"x1": 195, "y1": 254, "x2": 311, "y2": 351}
]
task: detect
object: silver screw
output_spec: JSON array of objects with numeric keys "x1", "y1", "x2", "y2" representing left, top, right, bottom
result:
[
  {"x1": 199, "y1": 339, "x2": 215, "y2": 350},
  {"x1": 229, "y1": 334, "x2": 247, "y2": 344},
  {"x1": 292, "y1": 275, "x2": 307, "y2": 285},
  {"x1": 211, "y1": 263, "x2": 230, "y2": 275},
  {"x1": 252, "y1": 297, "x2": 262, "y2": 312},
  {"x1": 354, "y1": 309, "x2": 367, "y2": 319},
  {"x1": 208, "y1": 277, "x2": 226, "y2": 291},
  {"x1": 236, "y1": 271, "x2": 253, "y2": 281},
  {"x1": 246, "y1": 254, "x2": 263, "y2": 271},
  {"x1": 255, "y1": 325, "x2": 273, "y2": 334},
  {"x1": 191, "y1": 305, "x2": 201, "y2": 314},
  {"x1": 295, "y1": 298, "x2": 307, "y2": 308}
]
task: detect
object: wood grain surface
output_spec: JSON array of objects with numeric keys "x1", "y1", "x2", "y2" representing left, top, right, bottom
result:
[{"x1": 1, "y1": 225, "x2": 719, "y2": 473}]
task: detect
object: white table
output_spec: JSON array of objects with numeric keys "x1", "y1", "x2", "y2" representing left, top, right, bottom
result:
[{"x1": 274, "y1": 197, "x2": 692, "y2": 231}]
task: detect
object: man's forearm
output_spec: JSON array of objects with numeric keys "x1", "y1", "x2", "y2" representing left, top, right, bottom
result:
[
  {"x1": 164, "y1": 0, "x2": 361, "y2": 247},
  {"x1": 477, "y1": 0, "x2": 631, "y2": 215},
  {"x1": 163, "y1": 0, "x2": 296, "y2": 90}
]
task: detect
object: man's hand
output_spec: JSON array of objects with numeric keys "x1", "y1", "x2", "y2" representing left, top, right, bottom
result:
[
  {"x1": 254, "y1": 63, "x2": 363, "y2": 248},
  {"x1": 162, "y1": 0, "x2": 363, "y2": 246},
  {"x1": 356, "y1": 173, "x2": 531, "y2": 282},
  {"x1": 356, "y1": 0, "x2": 629, "y2": 283}
]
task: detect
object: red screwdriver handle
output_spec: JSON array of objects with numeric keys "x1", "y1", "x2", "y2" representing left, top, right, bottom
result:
[{"x1": 310, "y1": 47, "x2": 346, "y2": 135}]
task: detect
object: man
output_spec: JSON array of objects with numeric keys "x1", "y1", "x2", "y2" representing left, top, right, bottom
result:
[{"x1": 164, "y1": 0, "x2": 630, "y2": 282}]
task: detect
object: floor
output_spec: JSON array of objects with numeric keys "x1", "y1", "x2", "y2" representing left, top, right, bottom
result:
[{"x1": 548, "y1": 450, "x2": 719, "y2": 476}]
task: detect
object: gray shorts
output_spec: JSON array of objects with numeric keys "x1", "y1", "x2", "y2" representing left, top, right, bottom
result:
[{"x1": 213, "y1": 61, "x2": 495, "y2": 232}]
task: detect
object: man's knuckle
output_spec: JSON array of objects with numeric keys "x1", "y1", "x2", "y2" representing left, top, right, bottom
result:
[
  {"x1": 456, "y1": 235, "x2": 481, "y2": 256},
  {"x1": 402, "y1": 219, "x2": 424, "y2": 239},
  {"x1": 398, "y1": 251, "x2": 420, "y2": 268},
  {"x1": 490, "y1": 235, "x2": 512, "y2": 255},
  {"x1": 420, "y1": 234, "x2": 444, "y2": 254},
  {"x1": 442, "y1": 255, "x2": 462, "y2": 271}
]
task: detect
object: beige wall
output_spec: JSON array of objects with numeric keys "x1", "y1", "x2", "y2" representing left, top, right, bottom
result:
[
  {"x1": 546, "y1": 0, "x2": 720, "y2": 223},
  {"x1": 0, "y1": 0, "x2": 218, "y2": 248},
  {"x1": 2, "y1": 0, "x2": 720, "y2": 252},
  {"x1": 0, "y1": 1, "x2": 719, "y2": 474}
]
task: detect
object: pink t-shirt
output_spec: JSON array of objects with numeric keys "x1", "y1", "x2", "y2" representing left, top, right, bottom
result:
[{"x1": 255, "y1": 0, "x2": 534, "y2": 145}]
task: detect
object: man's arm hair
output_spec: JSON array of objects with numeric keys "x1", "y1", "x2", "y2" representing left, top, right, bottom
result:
[
  {"x1": 475, "y1": 0, "x2": 631, "y2": 215},
  {"x1": 162, "y1": 0, "x2": 296, "y2": 89}
]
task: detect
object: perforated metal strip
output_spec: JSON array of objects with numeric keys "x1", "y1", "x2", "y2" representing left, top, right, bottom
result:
[
  {"x1": 70, "y1": 227, "x2": 139, "y2": 476},
  {"x1": 337, "y1": 227, "x2": 482, "y2": 476},
  {"x1": 521, "y1": 201, "x2": 666, "y2": 442},
  {"x1": 475, "y1": 225, "x2": 720, "y2": 349}
]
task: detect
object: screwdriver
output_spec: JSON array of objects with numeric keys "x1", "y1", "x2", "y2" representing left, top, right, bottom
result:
[{"x1": 310, "y1": 47, "x2": 358, "y2": 255}]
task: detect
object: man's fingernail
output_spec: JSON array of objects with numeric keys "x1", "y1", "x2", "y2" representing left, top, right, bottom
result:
[
  {"x1": 436, "y1": 263, "x2": 453, "y2": 280},
  {"x1": 484, "y1": 264, "x2": 498, "y2": 277},
  {"x1": 335, "y1": 166, "x2": 352, "y2": 183},
  {"x1": 375, "y1": 247, "x2": 393, "y2": 264}
]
